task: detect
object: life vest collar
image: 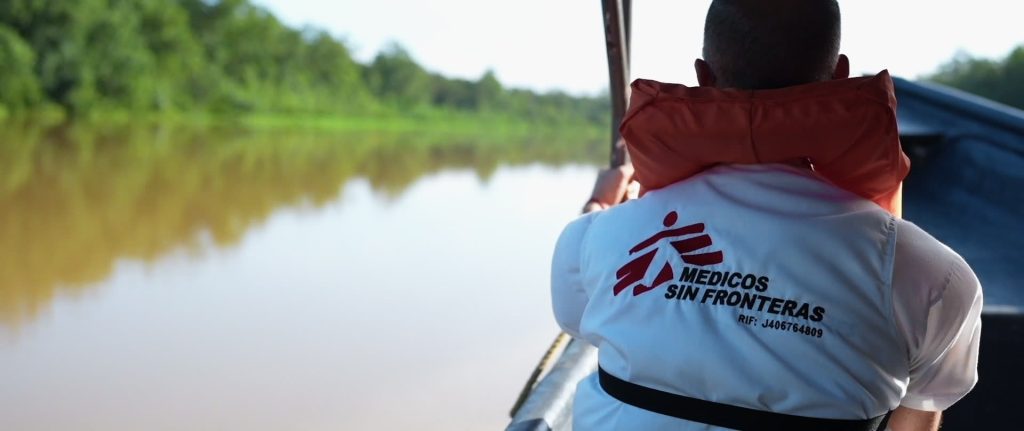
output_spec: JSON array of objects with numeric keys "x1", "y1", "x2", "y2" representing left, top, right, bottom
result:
[{"x1": 620, "y1": 71, "x2": 910, "y2": 216}]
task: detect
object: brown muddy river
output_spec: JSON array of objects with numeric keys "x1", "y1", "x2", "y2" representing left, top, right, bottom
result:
[{"x1": 0, "y1": 123, "x2": 602, "y2": 430}]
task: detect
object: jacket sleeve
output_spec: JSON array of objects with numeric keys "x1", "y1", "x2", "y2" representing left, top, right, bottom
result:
[
  {"x1": 550, "y1": 213, "x2": 597, "y2": 339},
  {"x1": 892, "y1": 220, "x2": 984, "y2": 411},
  {"x1": 901, "y1": 256, "x2": 983, "y2": 411}
]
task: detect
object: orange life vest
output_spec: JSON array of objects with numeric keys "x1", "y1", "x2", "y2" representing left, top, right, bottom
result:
[{"x1": 620, "y1": 71, "x2": 910, "y2": 216}]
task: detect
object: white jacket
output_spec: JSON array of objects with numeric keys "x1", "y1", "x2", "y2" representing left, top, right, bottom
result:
[{"x1": 551, "y1": 164, "x2": 982, "y2": 430}]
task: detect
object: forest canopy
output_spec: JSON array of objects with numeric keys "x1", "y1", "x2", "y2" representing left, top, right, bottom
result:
[
  {"x1": 929, "y1": 46, "x2": 1024, "y2": 110},
  {"x1": 0, "y1": 0, "x2": 608, "y2": 127},
  {"x1": 3, "y1": 0, "x2": 1020, "y2": 124}
]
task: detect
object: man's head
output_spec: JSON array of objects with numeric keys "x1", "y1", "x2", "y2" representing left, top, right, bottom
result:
[{"x1": 696, "y1": 0, "x2": 848, "y2": 90}]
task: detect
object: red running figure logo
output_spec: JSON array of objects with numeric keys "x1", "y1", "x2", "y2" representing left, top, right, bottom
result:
[{"x1": 613, "y1": 211, "x2": 724, "y2": 297}]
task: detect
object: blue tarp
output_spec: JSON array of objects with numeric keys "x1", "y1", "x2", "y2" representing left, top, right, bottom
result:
[{"x1": 895, "y1": 78, "x2": 1024, "y2": 306}]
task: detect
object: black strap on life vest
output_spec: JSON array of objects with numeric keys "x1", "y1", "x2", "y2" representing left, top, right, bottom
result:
[{"x1": 598, "y1": 367, "x2": 892, "y2": 431}]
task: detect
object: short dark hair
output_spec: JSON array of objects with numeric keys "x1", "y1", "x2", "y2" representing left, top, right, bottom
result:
[{"x1": 702, "y1": 0, "x2": 841, "y2": 90}]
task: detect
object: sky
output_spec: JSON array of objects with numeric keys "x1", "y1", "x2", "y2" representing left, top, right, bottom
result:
[{"x1": 252, "y1": 0, "x2": 1024, "y2": 96}]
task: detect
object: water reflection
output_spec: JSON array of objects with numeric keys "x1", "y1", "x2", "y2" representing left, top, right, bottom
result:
[{"x1": 0, "y1": 122, "x2": 602, "y2": 327}]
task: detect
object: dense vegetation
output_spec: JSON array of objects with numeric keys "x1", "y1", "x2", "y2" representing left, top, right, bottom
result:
[
  {"x1": 0, "y1": 0, "x2": 608, "y2": 129},
  {"x1": 929, "y1": 46, "x2": 1024, "y2": 110}
]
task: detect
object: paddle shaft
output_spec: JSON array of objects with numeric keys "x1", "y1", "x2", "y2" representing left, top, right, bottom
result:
[{"x1": 602, "y1": 0, "x2": 632, "y2": 168}]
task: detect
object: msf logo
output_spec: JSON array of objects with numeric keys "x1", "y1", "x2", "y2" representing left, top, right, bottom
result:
[{"x1": 613, "y1": 211, "x2": 724, "y2": 297}]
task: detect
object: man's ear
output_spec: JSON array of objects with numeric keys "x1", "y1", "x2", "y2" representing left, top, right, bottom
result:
[
  {"x1": 695, "y1": 58, "x2": 716, "y2": 87},
  {"x1": 832, "y1": 54, "x2": 850, "y2": 80}
]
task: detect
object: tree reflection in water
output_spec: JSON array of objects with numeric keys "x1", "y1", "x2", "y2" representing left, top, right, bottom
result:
[{"x1": 0, "y1": 122, "x2": 602, "y2": 326}]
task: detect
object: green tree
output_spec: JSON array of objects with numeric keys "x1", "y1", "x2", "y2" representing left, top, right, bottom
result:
[
  {"x1": 0, "y1": 0, "x2": 100, "y2": 112},
  {"x1": 184, "y1": 0, "x2": 292, "y2": 111},
  {"x1": 475, "y1": 69, "x2": 503, "y2": 111},
  {"x1": 85, "y1": 0, "x2": 158, "y2": 109},
  {"x1": 299, "y1": 30, "x2": 372, "y2": 112},
  {"x1": 365, "y1": 43, "x2": 432, "y2": 109},
  {"x1": 133, "y1": 0, "x2": 205, "y2": 110},
  {"x1": 0, "y1": 24, "x2": 41, "y2": 111},
  {"x1": 431, "y1": 74, "x2": 475, "y2": 110},
  {"x1": 931, "y1": 46, "x2": 1024, "y2": 109}
]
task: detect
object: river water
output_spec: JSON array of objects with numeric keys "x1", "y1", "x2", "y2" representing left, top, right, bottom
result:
[{"x1": 0, "y1": 123, "x2": 602, "y2": 430}]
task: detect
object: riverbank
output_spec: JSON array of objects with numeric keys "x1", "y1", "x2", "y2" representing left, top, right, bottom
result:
[{"x1": 0, "y1": 108, "x2": 605, "y2": 144}]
